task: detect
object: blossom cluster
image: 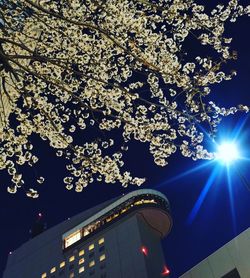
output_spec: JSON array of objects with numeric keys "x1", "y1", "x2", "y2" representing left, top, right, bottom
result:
[{"x1": 0, "y1": 0, "x2": 249, "y2": 197}]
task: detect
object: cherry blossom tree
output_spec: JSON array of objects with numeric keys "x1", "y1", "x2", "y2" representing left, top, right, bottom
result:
[{"x1": 0, "y1": 0, "x2": 249, "y2": 197}]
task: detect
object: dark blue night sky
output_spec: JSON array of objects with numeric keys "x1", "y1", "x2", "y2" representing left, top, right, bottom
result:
[{"x1": 0, "y1": 1, "x2": 250, "y2": 277}]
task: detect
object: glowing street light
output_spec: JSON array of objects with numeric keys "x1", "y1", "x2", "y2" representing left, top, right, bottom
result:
[
  {"x1": 216, "y1": 142, "x2": 239, "y2": 164},
  {"x1": 215, "y1": 141, "x2": 250, "y2": 191}
]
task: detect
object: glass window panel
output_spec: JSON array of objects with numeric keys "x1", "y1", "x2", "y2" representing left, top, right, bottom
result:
[
  {"x1": 221, "y1": 268, "x2": 241, "y2": 278},
  {"x1": 98, "y1": 238, "x2": 104, "y2": 245},
  {"x1": 69, "y1": 255, "x2": 75, "y2": 262},
  {"x1": 89, "y1": 244, "x2": 94, "y2": 251},
  {"x1": 50, "y1": 267, "x2": 56, "y2": 273},
  {"x1": 64, "y1": 230, "x2": 81, "y2": 248},
  {"x1": 89, "y1": 260, "x2": 95, "y2": 267},
  {"x1": 100, "y1": 263, "x2": 106, "y2": 270},
  {"x1": 99, "y1": 245, "x2": 105, "y2": 252},
  {"x1": 100, "y1": 254, "x2": 106, "y2": 262},
  {"x1": 79, "y1": 258, "x2": 85, "y2": 265},
  {"x1": 79, "y1": 249, "x2": 84, "y2": 256},
  {"x1": 79, "y1": 266, "x2": 85, "y2": 273}
]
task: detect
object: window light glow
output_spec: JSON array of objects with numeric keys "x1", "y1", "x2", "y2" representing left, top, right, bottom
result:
[
  {"x1": 79, "y1": 266, "x2": 85, "y2": 273},
  {"x1": 99, "y1": 254, "x2": 106, "y2": 261},
  {"x1": 50, "y1": 267, "x2": 56, "y2": 273},
  {"x1": 89, "y1": 244, "x2": 94, "y2": 251},
  {"x1": 69, "y1": 273, "x2": 74, "y2": 278},
  {"x1": 89, "y1": 260, "x2": 95, "y2": 267},
  {"x1": 216, "y1": 142, "x2": 239, "y2": 164},
  {"x1": 64, "y1": 230, "x2": 81, "y2": 248},
  {"x1": 69, "y1": 255, "x2": 75, "y2": 262},
  {"x1": 60, "y1": 261, "x2": 65, "y2": 268},
  {"x1": 83, "y1": 229, "x2": 90, "y2": 237},
  {"x1": 98, "y1": 238, "x2": 105, "y2": 245},
  {"x1": 79, "y1": 258, "x2": 85, "y2": 265},
  {"x1": 79, "y1": 249, "x2": 84, "y2": 256},
  {"x1": 41, "y1": 273, "x2": 47, "y2": 278}
]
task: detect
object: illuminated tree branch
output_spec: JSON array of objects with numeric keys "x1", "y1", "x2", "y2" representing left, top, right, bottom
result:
[{"x1": 0, "y1": 0, "x2": 249, "y2": 197}]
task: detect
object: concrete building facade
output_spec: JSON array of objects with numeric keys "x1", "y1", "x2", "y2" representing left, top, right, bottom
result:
[
  {"x1": 3, "y1": 189, "x2": 172, "y2": 278},
  {"x1": 180, "y1": 228, "x2": 250, "y2": 278}
]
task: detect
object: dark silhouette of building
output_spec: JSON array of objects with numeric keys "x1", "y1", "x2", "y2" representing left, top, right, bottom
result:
[{"x1": 3, "y1": 189, "x2": 172, "y2": 278}]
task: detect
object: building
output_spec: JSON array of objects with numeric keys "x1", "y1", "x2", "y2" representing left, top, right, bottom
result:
[
  {"x1": 3, "y1": 189, "x2": 172, "y2": 278},
  {"x1": 180, "y1": 227, "x2": 250, "y2": 278}
]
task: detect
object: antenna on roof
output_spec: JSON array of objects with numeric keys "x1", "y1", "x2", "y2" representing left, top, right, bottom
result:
[{"x1": 30, "y1": 212, "x2": 47, "y2": 238}]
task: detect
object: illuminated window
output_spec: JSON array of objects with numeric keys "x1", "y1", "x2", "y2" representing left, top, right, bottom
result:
[
  {"x1": 79, "y1": 266, "x2": 85, "y2": 273},
  {"x1": 69, "y1": 273, "x2": 74, "y2": 278},
  {"x1": 89, "y1": 260, "x2": 95, "y2": 267},
  {"x1": 64, "y1": 230, "x2": 81, "y2": 248},
  {"x1": 41, "y1": 273, "x2": 47, "y2": 278},
  {"x1": 50, "y1": 267, "x2": 56, "y2": 273},
  {"x1": 106, "y1": 216, "x2": 112, "y2": 222},
  {"x1": 99, "y1": 254, "x2": 106, "y2": 262},
  {"x1": 98, "y1": 238, "x2": 104, "y2": 245},
  {"x1": 79, "y1": 249, "x2": 84, "y2": 256},
  {"x1": 83, "y1": 230, "x2": 90, "y2": 236},
  {"x1": 79, "y1": 258, "x2": 85, "y2": 265},
  {"x1": 60, "y1": 261, "x2": 65, "y2": 268},
  {"x1": 89, "y1": 244, "x2": 94, "y2": 251},
  {"x1": 69, "y1": 255, "x2": 75, "y2": 262},
  {"x1": 121, "y1": 208, "x2": 128, "y2": 213}
]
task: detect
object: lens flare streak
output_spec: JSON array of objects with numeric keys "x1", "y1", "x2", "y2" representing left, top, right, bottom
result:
[
  {"x1": 187, "y1": 167, "x2": 219, "y2": 224},
  {"x1": 157, "y1": 160, "x2": 214, "y2": 188},
  {"x1": 226, "y1": 166, "x2": 237, "y2": 235}
]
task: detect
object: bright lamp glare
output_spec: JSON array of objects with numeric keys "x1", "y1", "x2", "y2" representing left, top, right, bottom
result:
[{"x1": 217, "y1": 142, "x2": 239, "y2": 163}]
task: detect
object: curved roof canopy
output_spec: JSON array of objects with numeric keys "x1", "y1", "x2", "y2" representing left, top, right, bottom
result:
[{"x1": 63, "y1": 189, "x2": 172, "y2": 249}]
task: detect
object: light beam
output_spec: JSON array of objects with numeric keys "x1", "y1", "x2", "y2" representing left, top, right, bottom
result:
[{"x1": 216, "y1": 142, "x2": 239, "y2": 164}]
